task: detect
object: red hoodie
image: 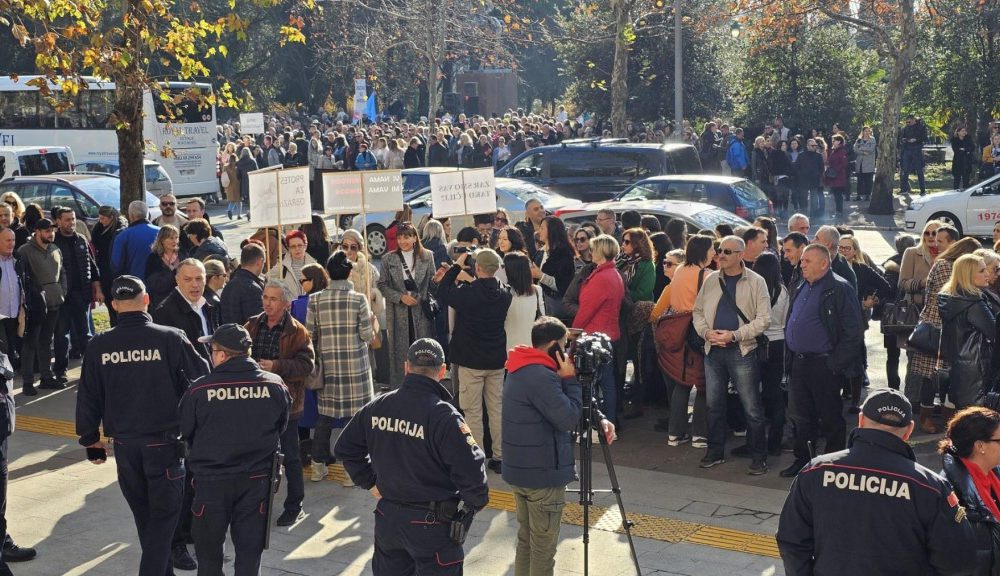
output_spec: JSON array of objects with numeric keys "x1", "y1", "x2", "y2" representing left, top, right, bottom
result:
[{"x1": 505, "y1": 345, "x2": 557, "y2": 374}]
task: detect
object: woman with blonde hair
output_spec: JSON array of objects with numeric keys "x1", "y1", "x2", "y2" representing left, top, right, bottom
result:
[
  {"x1": 938, "y1": 254, "x2": 997, "y2": 408},
  {"x1": 0, "y1": 191, "x2": 25, "y2": 223},
  {"x1": 144, "y1": 225, "x2": 181, "y2": 309}
]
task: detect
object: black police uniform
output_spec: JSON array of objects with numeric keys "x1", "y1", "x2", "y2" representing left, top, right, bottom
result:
[
  {"x1": 334, "y1": 373, "x2": 489, "y2": 575},
  {"x1": 179, "y1": 356, "x2": 289, "y2": 576},
  {"x1": 76, "y1": 311, "x2": 211, "y2": 576},
  {"x1": 777, "y1": 428, "x2": 978, "y2": 576}
]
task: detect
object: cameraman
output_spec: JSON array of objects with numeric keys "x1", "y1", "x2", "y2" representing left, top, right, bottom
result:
[{"x1": 502, "y1": 316, "x2": 615, "y2": 576}]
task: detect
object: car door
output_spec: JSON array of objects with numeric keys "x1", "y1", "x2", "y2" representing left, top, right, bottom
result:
[
  {"x1": 965, "y1": 181, "x2": 1000, "y2": 236},
  {"x1": 13, "y1": 182, "x2": 50, "y2": 210},
  {"x1": 504, "y1": 151, "x2": 547, "y2": 188},
  {"x1": 145, "y1": 164, "x2": 173, "y2": 197}
]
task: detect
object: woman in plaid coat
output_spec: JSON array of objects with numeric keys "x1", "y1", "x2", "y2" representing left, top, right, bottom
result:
[
  {"x1": 906, "y1": 237, "x2": 981, "y2": 433},
  {"x1": 306, "y1": 251, "x2": 374, "y2": 479},
  {"x1": 377, "y1": 222, "x2": 437, "y2": 386}
]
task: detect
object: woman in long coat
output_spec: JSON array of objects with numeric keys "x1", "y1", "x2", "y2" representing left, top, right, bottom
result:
[
  {"x1": 306, "y1": 251, "x2": 374, "y2": 480},
  {"x1": 377, "y1": 221, "x2": 436, "y2": 387}
]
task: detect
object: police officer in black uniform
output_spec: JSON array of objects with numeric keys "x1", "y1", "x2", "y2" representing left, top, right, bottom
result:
[
  {"x1": 777, "y1": 389, "x2": 978, "y2": 575},
  {"x1": 179, "y1": 324, "x2": 289, "y2": 576},
  {"x1": 75, "y1": 276, "x2": 210, "y2": 576},
  {"x1": 335, "y1": 338, "x2": 489, "y2": 575}
]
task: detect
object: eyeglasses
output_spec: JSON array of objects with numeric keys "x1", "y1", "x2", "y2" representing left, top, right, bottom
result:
[
  {"x1": 838, "y1": 245, "x2": 852, "y2": 251},
  {"x1": 663, "y1": 261, "x2": 676, "y2": 268},
  {"x1": 288, "y1": 243, "x2": 306, "y2": 249},
  {"x1": 923, "y1": 230, "x2": 937, "y2": 237},
  {"x1": 161, "y1": 202, "x2": 176, "y2": 207},
  {"x1": 720, "y1": 248, "x2": 743, "y2": 255},
  {"x1": 341, "y1": 243, "x2": 360, "y2": 252},
  {"x1": 574, "y1": 237, "x2": 589, "y2": 243}
]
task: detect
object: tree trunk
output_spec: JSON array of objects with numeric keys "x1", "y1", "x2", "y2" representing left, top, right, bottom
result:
[
  {"x1": 609, "y1": 0, "x2": 629, "y2": 138},
  {"x1": 868, "y1": 0, "x2": 918, "y2": 215},
  {"x1": 424, "y1": 0, "x2": 444, "y2": 164},
  {"x1": 115, "y1": 0, "x2": 146, "y2": 211}
]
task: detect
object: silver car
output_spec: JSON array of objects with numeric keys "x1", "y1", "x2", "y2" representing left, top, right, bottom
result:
[{"x1": 352, "y1": 177, "x2": 575, "y2": 258}]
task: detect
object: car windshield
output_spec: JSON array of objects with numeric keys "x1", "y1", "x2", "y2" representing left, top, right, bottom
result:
[
  {"x1": 731, "y1": 180, "x2": 768, "y2": 203},
  {"x1": 403, "y1": 173, "x2": 430, "y2": 196},
  {"x1": 501, "y1": 181, "x2": 553, "y2": 205},
  {"x1": 690, "y1": 208, "x2": 748, "y2": 229},
  {"x1": 618, "y1": 183, "x2": 661, "y2": 201},
  {"x1": 74, "y1": 177, "x2": 159, "y2": 207}
]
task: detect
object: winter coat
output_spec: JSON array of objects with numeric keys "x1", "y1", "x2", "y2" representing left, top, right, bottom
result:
[
  {"x1": 307, "y1": 279, "x2": 373, "y2": 418},
  {"x1": 911, "y1": 259, "x2": 955, "y2": 380},
  {"x1": 560, "y1": 262, "x2": 596, "y2": 326},
  {"x1": 940, "y1": 453, "x2": 1000, "y2": 576},
  {"x1": 403, "y1": 147, "x2": 423, "y2": 168},
  {"x1": 436, "y1": 265, "x2": 512, "y2": 371},
  {"x1": 245, "y1": 311, "x2": 314, "y2": 419},
  {"x1": 152, "y1": 288, "x2": 219, "y2": 363},
  {"x1": 952, "y1": 135, "x2": 977, "y2": 179},
  {"x1": 144, "y1": 251, "x2": 179, "y2": 310},
  {"x1": 854, "y1": 137, "x2": 877, "y2": 174},
  {"x1": 378, "y1": 249, "x2": 436, "y2": 386},
  {"x1": 223, "y1": 163, "x2": 240, "y2": 202},
  {"x1": 726, "y1": 139, "x2": 749, "y2": 171},
  {"x1": 938, "y1": 291, "x2": 996, "y2": 407},
  {"x1": 573, "y1": 261, "x2": 625, "y2": 341},
  {"x1": 824, "y1": 146, "x2": 849, "y2": 188},
  {"x1": 751, "y1": 147, "x2": 771, "y2": 186},
  {"x1": 111, "y1": 219, "x2": 159, "y2": 279},
  {"x1": 219, "y1": 267, "x2": 264, "y2": 325},
  {"x1": 91, "y1": 216, "x2": 127, "y2": 293},
  {"x1": 236, "y1": 156, "x2": 258, "y2": 202},
  {"x1": 793, "y1": 149, "x2": 824, "y2": 190}
]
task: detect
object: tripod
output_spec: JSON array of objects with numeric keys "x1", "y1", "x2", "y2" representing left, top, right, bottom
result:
[{"x1": 567, "y1": 369, "x2": 642, "y2": 576}]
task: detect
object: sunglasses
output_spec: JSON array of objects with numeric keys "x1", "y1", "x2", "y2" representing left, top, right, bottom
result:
[
  {"x1": 574, "y1": 237, "x2": 589, "y2": 243},
  {"x1": 161, "y1": 202, "x2": 176, "y2": 207},
  {"x1": 663, "y1": 261, "x2": 676, "y2": 268},
  {"x1": 495, "y1": 217, "x2": 508, "y2": 224},
  {"x1": 622, "y1": 240, "x2": 631, "y2": 246},
  {"x1": 924, "y1": 230, "x2": 937, "y2": 237},
  {"x1": 341, "y1": 243, "x2": 361, "y2": 252},
  {"x1": 720, "y1": 248, "x2": 743, "y2": 256}
]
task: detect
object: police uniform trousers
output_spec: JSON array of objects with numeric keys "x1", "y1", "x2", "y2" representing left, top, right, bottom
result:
[
  {"x1": 113, "y1": 436, "x2": 186, "y2": 576},
  {"x1": 374, "y1": 499, "x2": 464, "y2": 576},
  {"x1": 190, "y1": 475, "x2": 269, "y2": 576},
  {"x1": 0, "y1": 438, "x2": 13, "y2": 576},
  {"x1": 787, "y1": 352, "x2": 846, "y2": 463}
]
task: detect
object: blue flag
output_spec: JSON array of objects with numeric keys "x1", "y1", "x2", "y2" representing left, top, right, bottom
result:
[{"x1": 364, "y1": 92, "x2": 377, "y2": 123}]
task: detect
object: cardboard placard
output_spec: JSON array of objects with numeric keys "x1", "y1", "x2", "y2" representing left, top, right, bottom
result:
[
  {"x1": 429, "y1": 170, "x2": 468, "y2": 218},
  {"x1": 239, "y1": 112, "x2": 265, "y2": 134},
  {"x1": 362, "y1": 170, "x2": 404, "y2": 212},
  {"x1": 323, "y1": 172, "x2": 364, "y2": 213},
  {"x1": 248, "y1": 166, "x2": 312, "y2": 227},
  {"x1": 461, "y1": 168, "x2": 497, "y2": 215}
]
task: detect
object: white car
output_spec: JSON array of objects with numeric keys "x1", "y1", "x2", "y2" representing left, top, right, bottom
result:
[
  {"x1": 351, "y1": 177, "x2": 575, "y2": 258},
  {"x1": 556, "y1": 199, "x2": 751, "y2": 234},
  {"x1": 904, "y1": 173, "x2": 1000, "y2": 237}
]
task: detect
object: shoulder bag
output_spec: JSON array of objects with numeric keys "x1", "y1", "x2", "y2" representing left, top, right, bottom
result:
[
  {"x1": 880, "y1": 293, "x2": 921, "y2": 335},
  {"x1": 906, "y1": 320, "x2": 940, "y2": 355},
  {"x1": 684, "y1": 268, "x2": 708, "y2": 353},
  {"x1": 400, "y1": 253, "x2": 439, "y2": 321},
  {"x1": 718, "y1": 276, "x2": 769, "y2": 363}
]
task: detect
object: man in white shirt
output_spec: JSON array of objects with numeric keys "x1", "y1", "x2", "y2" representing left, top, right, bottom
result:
[{"x1": 0, "y1": 228, "x2": 20, "y2": 367}]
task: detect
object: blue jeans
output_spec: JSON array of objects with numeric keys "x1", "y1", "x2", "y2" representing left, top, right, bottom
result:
[
  {"x1": 596, "y1": 357, "x2": 618, "y2": 425},
  {"x1": 704, "y1": 346, "x2": 766, "y2": 461}
]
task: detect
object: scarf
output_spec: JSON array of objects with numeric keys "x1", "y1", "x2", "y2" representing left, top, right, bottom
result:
[
  {"x1": 961, "y1": 457, "x2": 1000, "y2": 520},
  {"x1": 617, "y1": 254, "x2": 641, "y2": 286}
]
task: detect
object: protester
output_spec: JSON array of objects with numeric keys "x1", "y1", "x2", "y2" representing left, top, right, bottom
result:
[
  {"x1": 504, "y1": 252, "x2": 544, "y2": 350},
  {"x1": 220, "y1": 243, "x2": 266, "y2": 325},
  {"x1": 17, "y1": 219, "x2": 64, "y2": 396},
  {"x1": 143, "y1": 225, "x2": 182, "y2": 310},
  {"x1": 751, "y1": 252, "x2": 788, "y2": 457},
  {"x1": 112, "y1": 201, "x2": 159, "y2": 280},
  {"x1": 938, "y1": 254, "x2": 996, "y2": 408},
  {"x1": 50, "y1": 206, "x2": 101, "y2": 380},
  {"x1": 532, "y1": 216, "x2": 575, "y2": 318},
  {"x1": 273, "y1": 230, "x2": 317, "y2": 299},
  {"x1": 152, "y1": 258, "x2": 218, "y2": 363},
  {"x1": 881, "y1": 233, "x2": 918, "y2": 390},
  {"x1": 299, "y1": 215, "x2": 332, "y2": 266}
]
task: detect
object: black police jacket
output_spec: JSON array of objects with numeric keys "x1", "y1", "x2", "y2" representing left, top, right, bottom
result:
[
  {"x1": 334, "y1": 373, "x2": 489, "y2": 511},
  {"x1": 941, "y1": 453, "x2": 1000, "y2": 576},
  {"x1": 76, "y1": 311, "x2": 210, "y2": 447},
  {"x1": 152, "y1": 288, "x2": 219, "y2": 362},
  {"x1": 777, "y1": 428, "x2": 978, "y2": 576},
  {"x1": 787, "y1": 270, "x2": 863, "y2": 377},
  {"x1": 179, "y1": 356, "x2": 289, "y2": 478}
]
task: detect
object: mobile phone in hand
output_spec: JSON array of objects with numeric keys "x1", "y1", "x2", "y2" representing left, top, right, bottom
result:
[{"x1": 86, "y1": 447, "x2": 107, "y2": 462}]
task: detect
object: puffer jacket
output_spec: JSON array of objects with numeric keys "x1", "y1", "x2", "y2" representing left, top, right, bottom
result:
[
  {"x1": 940, "y1": 453, "x2": 1000, "y2": 576},
  {"x1": 938, "y1": 291, "x2": 996, "y2": 407}
]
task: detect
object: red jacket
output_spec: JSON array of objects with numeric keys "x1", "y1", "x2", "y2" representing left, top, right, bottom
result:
[
  {"x1": 824, "y1": 146, "x2": 848, "y2": 188},
  {"x1": 573, "y1": 261, "x2": 624, "y2": 341}
]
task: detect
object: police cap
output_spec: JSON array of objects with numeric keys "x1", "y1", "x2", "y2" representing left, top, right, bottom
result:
[
  {"x1": 111, "y1": 275, "x2": 146, "y2": 300},
  {"x1": 199, "y1": 323, "x2": 253, "y2": 353},
  {"x1": 862, "y1": 388, "x2": 913, "y2": 427},
  {"x1": 407, "y1": 338, "x2": 445, "y2": 367}
]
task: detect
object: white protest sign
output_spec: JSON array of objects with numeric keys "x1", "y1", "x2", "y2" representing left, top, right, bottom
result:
[
  {"x1": 362, "y1": 170, "x2": 404, "y2": 212},
  {"x1": 276, "y1": 167, "x2": 313, "y2": 225},
  {"x1": 248, "y1": 167, "x2": 280, "y2": 227},
  {"x1": 353, "y1": 79, "x2": 366, "y2": 123},
  {"x1": 239, "y1": 112, "x2": 265, "y2": 134},
  {"x1": 430, "y1": 171, "x2": 468, "y2": 218},
  {"x1": 460, "y1": 168, "x2": 497, "y2": 215},
  {"x1": 322, "y1": 172, "x2": 364, "y2": 214}
]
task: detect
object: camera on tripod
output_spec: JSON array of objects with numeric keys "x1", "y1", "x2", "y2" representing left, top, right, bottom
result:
[{"x1": 569, "y1": 332, "x2": 613, "y2": 375}]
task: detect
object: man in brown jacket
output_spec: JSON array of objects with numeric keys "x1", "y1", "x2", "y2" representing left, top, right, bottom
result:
[{"x1": 245, "y1": 280, "x2": 315, "y2": 527}]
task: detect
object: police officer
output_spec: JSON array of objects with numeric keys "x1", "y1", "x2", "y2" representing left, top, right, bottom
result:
[
  {"x1": 75, "y1": 276, "x2": 210, "y2": 576},
  {"x1": 777, "y1": 389, "x2": 978, "y2": 575},
  {"x1": 334, "y1": 338, "x2": 489, "y2": 575},
  {"x1": 179, "y1": 324, "x2": 289, "y2": 576}
]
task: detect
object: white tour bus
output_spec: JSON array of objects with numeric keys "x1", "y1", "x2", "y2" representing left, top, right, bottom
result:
[{"x1": 0, "y1": 76, "x2": 218, "y2": 199}]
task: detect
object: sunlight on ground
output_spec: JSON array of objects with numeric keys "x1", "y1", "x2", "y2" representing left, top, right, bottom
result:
[{"x1": 62, "y1": 543, "x2": 130, "y2": 576}]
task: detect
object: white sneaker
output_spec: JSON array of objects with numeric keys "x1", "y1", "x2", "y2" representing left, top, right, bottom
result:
[
  {"x1": 667, "y1": 435, "x2": 691, "y2": 447},
  {"x1": 691, "y1": 437, "x2": 708, "y2": 449},
  {"x1": 311, "y1": 462, "x2": 327, "y2": 482},
  {"x1": 341, "y1": 475, "x2": 355, "y2": 488}
]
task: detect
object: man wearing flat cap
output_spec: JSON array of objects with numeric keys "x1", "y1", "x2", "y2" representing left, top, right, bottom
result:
[
  {"x1": 335, "y1": 338, "x2": 488, "y2": 575},
  {"x1": 179, "y1": 323, "x2": 289, "y2": 576},
  {"x1": 76, "y1": 275, "x2": 210, "y2": 576},
  {"x1": 777, "y1": 389, "x2": 978, "y2": 576}
]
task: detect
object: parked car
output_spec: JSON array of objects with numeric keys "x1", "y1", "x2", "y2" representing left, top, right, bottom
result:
[
  {"x1": 904, "y1": 172, "x2": 1000, "y2": 237},
  {"x1": 351, "y1": 177, "x2": 574, "y2": 258},
  {"x1": 76, "y1": 159, "x2": 175, "y2": 197},
  {"x1": 614, "y1": 175, "x2": 772, "y2": 221},
  {"x1": 556, "y1": 199, "x2": 751, "y2": 235},
  {"x1": 494, "y1": 139, "x2": 702, "y2": 202},
  {"x1": 402, "y1": 167, "x2": 461, "y2": 197},
  {"x1": 0, "y1": 146, "x2": 75, "y2": 180},
  {"x1": 0, "y1": 174, "x2": 161, "y2": 228}
]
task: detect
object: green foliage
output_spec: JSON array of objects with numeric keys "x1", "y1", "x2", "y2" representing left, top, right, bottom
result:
[{"x1": 733, "y1": 23, "x2": 883, "y2": 135}]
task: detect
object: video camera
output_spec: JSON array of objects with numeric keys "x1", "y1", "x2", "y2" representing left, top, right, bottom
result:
[{"x1": 569, "y1": 332, "x2": 613, "y2": 375}]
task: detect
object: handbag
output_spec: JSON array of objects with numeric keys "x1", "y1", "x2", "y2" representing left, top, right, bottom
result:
[
  {"x1": 718, "y1": 276, "x2": 769, "y2": 363},
  {"x1": 400, "y1": 253, "x2": 439, "y2": 321},
  {"x1": 906, "y1": 320, "x2": 940, "y2": 355},
  {"x1": 824, "y1": 167, "x2": 838, "y2": 179},
  {"x1": 880, "y1": 293, "x2": 921, "y2": 335},
  {"x1": 654, "y1": 311, "x2": 705, "y2": 389}
]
